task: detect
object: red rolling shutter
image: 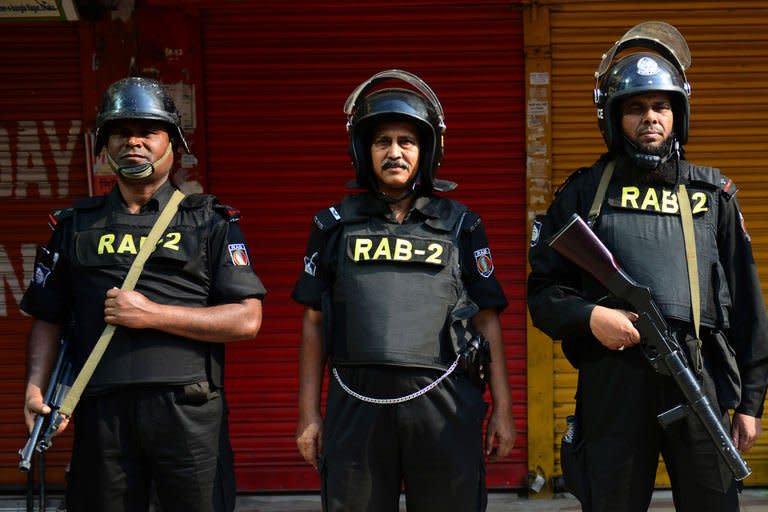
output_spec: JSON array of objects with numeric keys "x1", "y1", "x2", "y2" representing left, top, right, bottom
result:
[
  {"x1": 0, "y1": 22, "x2": 85, "y2": 486},
  {"x1": 200, "y1": 1, "x2": 528, "y2": 491}
]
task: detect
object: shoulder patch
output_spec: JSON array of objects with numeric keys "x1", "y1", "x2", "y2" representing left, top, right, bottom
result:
[
  {"x1": 313, "y1": 204, "x2": 343, "y2": 231},
  {"x1": 473, "y1": 247, "x2": 495, "y2": 278}
]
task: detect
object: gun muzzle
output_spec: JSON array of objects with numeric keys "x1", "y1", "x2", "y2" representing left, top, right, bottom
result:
[
  {"x1": 19, "y1": 445, "x2": 34, "y2": 472},
  {"x1": 18, "y1": 416, "x2": 44, "y2": 472}
]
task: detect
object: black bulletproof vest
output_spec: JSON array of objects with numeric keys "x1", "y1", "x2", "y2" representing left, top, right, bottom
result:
[
  {"x1": 66, "y1": 194, "x2": 221, "y2": 391},
  {"x1": 329, "y1": 196, "x2": 478, "y2": 370},
  {"x1": 591, "y1": 162, "x2": 731, "y2": 329}
]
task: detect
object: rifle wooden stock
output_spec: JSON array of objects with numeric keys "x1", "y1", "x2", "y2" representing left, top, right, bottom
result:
[{"x1": 547, "y1": 213, "x2": 751, "y2": 481}]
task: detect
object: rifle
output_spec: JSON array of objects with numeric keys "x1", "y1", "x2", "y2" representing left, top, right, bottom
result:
[
  {"x1": 19, "y1": 337, "x2": 73, "y2": 472},
  {"x1": 547, "y1": 213, "x2": 751, "y2": 481}
]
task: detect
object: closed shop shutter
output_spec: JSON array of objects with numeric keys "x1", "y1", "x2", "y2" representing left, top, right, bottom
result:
[
  {"x1": 200, "y1": 0, "x2": 527, "y2": 491},
  {"x1": 544, "y1": 1, "x2": 768, "y2": 487},
  {"x1": 0, "y1": 23, "x2": 85, "y2": 486}
]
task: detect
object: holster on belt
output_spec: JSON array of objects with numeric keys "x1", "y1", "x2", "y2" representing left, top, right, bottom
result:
[{"x1": 457, "y1": 332, "x2": 491, "y2": 391}]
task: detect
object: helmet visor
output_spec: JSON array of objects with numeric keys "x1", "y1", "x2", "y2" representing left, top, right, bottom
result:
[{"x1": 596, "y1": 21, "x2": 691, "y2": 80}]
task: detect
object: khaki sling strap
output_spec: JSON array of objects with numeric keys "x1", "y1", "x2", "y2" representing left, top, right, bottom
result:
[
  {"x1": 677, "y1": 184, "x2": 701, "y2": 339},
  {"x1": 587, "y1": 162, "x2": 701, "y2": 337},
  {"x1": 587, "y1": 161, "x2": 615, "y2": 227},
  {"x1": 58, "y1": 189, "x2": 186, "y2": 418}
]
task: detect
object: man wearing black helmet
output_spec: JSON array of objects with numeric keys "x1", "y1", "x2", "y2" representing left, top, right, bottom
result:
[
  {"x1": 292, "y1": 70, "x2": 516, "y2": 511},
  {"x1": 20, "y1": 77, "x2": 266, "y2": 512},
  {"x1": 528, "y1": 22, "x2": 768, "y2": 512}
]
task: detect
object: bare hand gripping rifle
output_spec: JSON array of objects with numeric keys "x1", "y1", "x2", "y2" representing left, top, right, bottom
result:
[
  {"x1": 19, "y1": 337, "x2": 73, "y2": 472},
  {"x1": 547, "y1": 213, "x2": 751, "y2": 481}
]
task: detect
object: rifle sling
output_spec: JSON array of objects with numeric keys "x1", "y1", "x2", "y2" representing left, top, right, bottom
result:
[
  {"x1": 587, "y1": 160, "x2": 615, "y2": 227},
  {"x1": 58, "y1": 189, "x2": 186, "y2": 418},
  {"x1": 677, "y1": 184, "x2": 701, "y2": 339}
]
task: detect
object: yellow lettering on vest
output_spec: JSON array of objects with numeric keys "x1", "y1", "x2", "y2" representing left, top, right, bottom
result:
[
  {"x1": 425, "y1": 243, "x2": 444, "y2": 264},
  {"x1": 97, "y1": 234, "x2": 115, "y2": 254},
  {"x1": 621, "y1": 187, "x2": 640, "y2": 209},
  {"x1": 372, "y1": 237, "x2": 392, "y2": 260},
  {"x1": 661, "y1": 189, "x2": 678, "y2": 213},
  {"x1": 640, "y1": 188, "x2": 660, "y2": 212},
  {"x1": 393, "y1": 238, "x2": 412, "y2": 261},
  {"x1": 117, "y1": 233, "x2": 138, "y2": 254},
  {"x1": 353, "y1": 238, "x2": 373, "y2": 261},
  {"x1": 162, "y1": 232, "x2": 181, "y2": 251},
  {"x1": 691, "y1": 192, "x2": 709, "y2": 214}
]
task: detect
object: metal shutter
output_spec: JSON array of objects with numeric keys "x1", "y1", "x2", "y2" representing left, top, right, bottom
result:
[
  {"x1": 0, "y1": 22, "x2": 85, "y2": 486},
  {"x1": 200, "y1": 0, "x2": 527, "y2": 491}
]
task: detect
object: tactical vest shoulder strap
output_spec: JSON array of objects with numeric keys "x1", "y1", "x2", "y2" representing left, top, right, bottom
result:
[
  {"x1": 338, "y1": 193, "x2": 374, "y2": 225},
  {"x1": 181, "y1": 194, "x2": 242, "y2": 222},
  {"x1": 422, "y1": 197, "x2": 468, "y2": 233},
  {"x1": 554, "y1": 166, "x2": 591, "y2": 198},
  {"x1": 180, "y1": 193, "x2": 214, "y2": 209},
  {"x1": 72, "y1": 196, "x2": 106, "y2": 210},
  {"x1": 687, "y1": 162, "x2": 737, "y2": 200},
  {"x1": 55, "y1": 196, "x2": 105, "y2": 231}
]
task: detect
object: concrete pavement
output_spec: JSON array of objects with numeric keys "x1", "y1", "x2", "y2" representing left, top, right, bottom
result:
[
  {"x1": 234, "y1": 489, "x2": 768, "y2": 511},
  {"x1": 7, "y1": 489, "x2": 768, "y2": 511}
]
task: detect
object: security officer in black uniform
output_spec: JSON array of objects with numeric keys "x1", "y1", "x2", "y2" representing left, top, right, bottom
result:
[
  {"x1": 528, "y1": 22, "x2": 768, "y2": 512},
  {"x1": 292, "y1": 69, "x2": 516, "y2": 512},
  {"x1": 21, "y1": 77, "x2": 266, "y2": 512}
]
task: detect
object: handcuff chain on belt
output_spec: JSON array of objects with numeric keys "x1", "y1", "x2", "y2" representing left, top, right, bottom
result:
[{"x1": 331, "y1": 352, "x2": 462, "y2": 405}]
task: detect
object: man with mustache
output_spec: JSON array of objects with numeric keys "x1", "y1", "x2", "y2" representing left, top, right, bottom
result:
[
  {"x1": 20, "y1": 77, "x2": 266, "y2": 511},
  {"x1": 292, "y1": 69, "x2": 515, "y2": 511},
  {"x1": 527, "y1": 22, "x2": 768, "y2": 512}
]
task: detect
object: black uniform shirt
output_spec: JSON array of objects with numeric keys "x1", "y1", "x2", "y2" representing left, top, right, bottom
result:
[
  {"x1": 292, "y1": 193, "x2": 508, "y2": 312},
  {"x1": 21, "y1": 180, "x2": 267, "y2": 391}
]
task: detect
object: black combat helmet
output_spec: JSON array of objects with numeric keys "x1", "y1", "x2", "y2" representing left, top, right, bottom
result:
[
  {"x1": 593, "y1": 21, "x2": 692, "y2": 152},
  {"x1": 95, "y1": 77, "x2": 190, "y2": 155},
  {"x1": 595, "y1": 52, "x2": 691, "y2": 151},
  {"x1": 344, "y1": 69, "x2": 454, "y2": 196}
]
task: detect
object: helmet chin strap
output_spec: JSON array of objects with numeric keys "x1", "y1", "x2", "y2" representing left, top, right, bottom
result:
[
  {"x1": 107, "y1": 143, "x2": 173, "y2": 180},
  {"x1": 376, "y1": 182, "x2": 418, "y2": 204},
  {"x1": 621, "y1": 135, "x2": 678, "y2": 171},
  {"x1": 372, "y1": 170, "x2": 421, "y2": 205}
]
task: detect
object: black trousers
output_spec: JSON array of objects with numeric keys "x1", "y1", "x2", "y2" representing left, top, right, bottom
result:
[
  {"x1": 575, "y1": 345, "x2": 738, "y2": 512},
  {"x1": 66, "y1": 385, "x2": 235, "y2": 512},
  {"x1": 322, "y1": 366, "x2": 489, "y2": 512}
]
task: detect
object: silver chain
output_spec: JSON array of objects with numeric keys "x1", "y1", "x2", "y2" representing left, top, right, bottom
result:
[{"x1": 331, "y1": 353, "x2": 461, "y2": 405}]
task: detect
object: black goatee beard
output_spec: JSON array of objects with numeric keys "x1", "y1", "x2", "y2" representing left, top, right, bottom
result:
[{"x1": 616, "y1": 137, "x2": 679, "y2": 185}]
